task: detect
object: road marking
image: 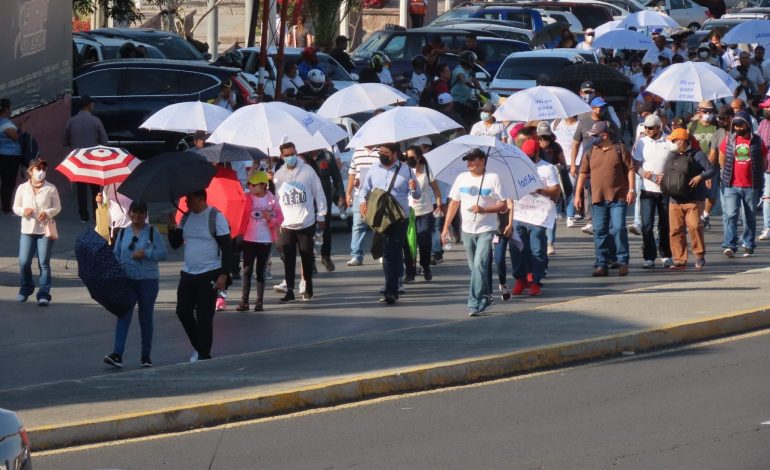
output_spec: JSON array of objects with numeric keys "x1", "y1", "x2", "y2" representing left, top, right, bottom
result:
[{"x1": 762, "y1": 421, "x2": 770, "y2": 426}]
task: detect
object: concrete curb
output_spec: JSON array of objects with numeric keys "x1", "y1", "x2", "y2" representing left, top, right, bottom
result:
[{"x1": 28, "y1": 306, "x2": 770, "y2": 451}]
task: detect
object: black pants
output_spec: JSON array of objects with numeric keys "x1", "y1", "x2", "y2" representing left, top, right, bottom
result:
[
  {"x1": 241, "y1": 241, "x2": 271, "y2": 301},
  {"x1": 176, "y1": 269, "x2": 220, "y2": 358},
  {"x1": 77, "y1": 182, "x2": 100, "y2": 221},
  {"x1": 279, "y1": 224, "x2": 315, "y2": 295},
  {"x1": 640, "y1": 190, "x2": 672, "y2": 261},
  {"x1": 405, "y1": 213, "x2": 434, "y2": 277},
  {"x1": 0, "y1": 155, "x2": 21, "y2": 213},
  {"x1": 410, "y1": 13, "x2": 424, "y2": 27},
  {"x1": 320, "y1": 207, "x2": 332, "y2": 258}
]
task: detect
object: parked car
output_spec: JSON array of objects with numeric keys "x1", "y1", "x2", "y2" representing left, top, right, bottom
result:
[
  {"x1": 0, "y1": 408, "x2": 31, "y2": 470},
  {"x1": 514, "y1": 1, "x2": 616, "y2": 29},
  {"x1": 561, "y1": 0, "x2": 632, "y2": 19},
  {"x1": 537, "y1": 10, "x2": 584, "y2": 33},
  {"x1": 72, "y1": 59, "x2": 258, "y2": 158},
  {"x1": 699, "y1": 16, "x2": 753, "y2": 33},
  {"x1": 437, "y1": 20, "x2": 535, "y2": 44},
  {"x1": 74, "y1": 32, "x2": 165, "y2": 63},
  {"x1": 239, "y1": 47, "x2": 357, "y2": 98},
  {"x1": 642, "y1": 0, "x2": 711, "y2": 29},
  {"x1": 85, "y1": 28, "x2": 209, "y2": 61},
  {"x1": 430, "y1": 5, "x2": 546, "y2": 30},
  {"x1": 490, "y1": 49, "x2": 587, "y2": 97}
]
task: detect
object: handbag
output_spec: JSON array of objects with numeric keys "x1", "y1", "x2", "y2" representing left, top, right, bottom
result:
[
  {"x1": 364, "y1": 164, "x2": 407, "y2": 234},
  {"x1": 44, "y1": 219, "x2": 58, "y2": 240}
]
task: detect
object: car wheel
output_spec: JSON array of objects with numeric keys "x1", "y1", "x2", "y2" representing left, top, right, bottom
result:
[{"x1": 687, "y1": 22, "x2": 701, "y2": 31}]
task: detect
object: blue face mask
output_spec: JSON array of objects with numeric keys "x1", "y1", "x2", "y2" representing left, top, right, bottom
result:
[
  {"x1": 480, "y1": 112, "x2": 490, "y2": 121},
  {"x1": 284, "y1": 155, "x2": 298, "y2": 167},
  {"x1": 590, "y1": 135, "x2": 603, "y2": 147}
]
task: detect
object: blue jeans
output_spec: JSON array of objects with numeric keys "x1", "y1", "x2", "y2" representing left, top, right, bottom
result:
[
  {"x1": 114, "y1": 279, "x2": 159, "y2": 357},
  {"x1": 494, "y1": 235, "x2": 516, "y2": 286},
  {"x1": 640, "y1": 191, "x2": 671, "y2": 261},
  {"x1": 382, "y1": 221, "x2": 406, "y2": 297},
  {"x1": 722, "y1": 186, "x2": 758, "y2": 251},
  {"x1": 461, "y1": 231, "x2": 494, "y2": 310},
  {"x1": 592, "y1": 201, "x2": 629, "y2": 268},
  {"x1": 633, "y1": 175, "x2": 642, "y2": 226},
  {"x1": 19, "y1": 233, "x2": 54, "y2": 300},
  {"x1": 432, "y1": 215, "x2": 444, "y2": 255},
  {"x1": 546, "y1": 222, "x2": 556, "y2": 244},
  {"x1": 566, "y1": 173, "x2": 577, "y2": 218},
  {"x1": 349, "y1": 200, "x2": 370, "y2": 262},
  {"x1": 513, "y1": 222, "x2": 548, "y2": 284},
  {"x1": 763, "y1": 173, "x2": 770, "y2": 230}
]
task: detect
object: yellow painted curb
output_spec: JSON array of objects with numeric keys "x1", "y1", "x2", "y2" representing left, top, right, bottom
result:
[{"x1": 27, "y1": 306, "x2": 770, "y2": 451}]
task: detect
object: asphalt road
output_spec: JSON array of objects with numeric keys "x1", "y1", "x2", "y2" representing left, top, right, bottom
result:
[
  {"x1": 2, "y1": 217, "x2": 769, "y2": 389},
  {"x1": 34, "y1": 329, "x2": 770, "y2": 469}
]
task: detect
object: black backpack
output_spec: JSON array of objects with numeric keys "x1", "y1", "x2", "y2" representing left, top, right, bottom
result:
[{"x1": 661, "y1": 151, "x2": 694, "y2": 199}]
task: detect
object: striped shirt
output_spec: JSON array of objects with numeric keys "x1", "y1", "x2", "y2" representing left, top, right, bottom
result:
[{"x1": 349, "y1": 147, "x2": 380, "y2": 200}]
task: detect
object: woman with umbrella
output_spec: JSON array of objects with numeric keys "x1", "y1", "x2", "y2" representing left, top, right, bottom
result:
[
  {"x1": 13, "y1": 158, "x2": 61, "y2": 306},
  {"x1": 104, "y1": 201, "x2": 168, "y2": 368}
]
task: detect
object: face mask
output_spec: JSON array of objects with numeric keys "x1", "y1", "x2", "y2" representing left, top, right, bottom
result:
[
  {"x1": 701, "y1": 113, "x2": 713, "y2": 123},
  {"x1": 406, "y1": 157, "x2": 418, "y2": 168},
  {"x1": 668, "y1": 141, "x2": 679, "y2": 152},
  {"x1": 590, "y1": 135, "x2": 603, "y2": 147},
  {"x1": 33, "y1": 169, "x2": 45, "y2": 182},
  {"x1": 736, "y1": 127, "x2": 750, "y2": 136},
  {"x1": 583, "y1": 93, "x2": 595, "y2": 103},
  {"x1": 480, "y1": 112, "x2": 490, "y2": 121},
  {"x1": 379, "y1": 154, "x2": 392, "y2": 165},
  {"x1": 284, "y1": 155, "x2": 298, "y2": 167}
]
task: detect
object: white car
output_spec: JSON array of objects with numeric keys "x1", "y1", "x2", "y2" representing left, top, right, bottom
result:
[
  {"x1": 642, "y1": 0, "x2": 710, "y2": 30},
  {"x1": 490, "y1": 50, "x2": 587, "y2": 97}
]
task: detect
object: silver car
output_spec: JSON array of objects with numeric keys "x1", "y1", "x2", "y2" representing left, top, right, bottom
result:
[{"x1": 0, "y1": 408, "x2": 31, "y2": 470}]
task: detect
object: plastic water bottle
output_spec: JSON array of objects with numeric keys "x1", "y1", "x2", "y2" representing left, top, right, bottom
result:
[
  {"x1": 433, "y1": 207, "x2": 444, "y2": 218},
  {"x1": 314, "y1": 228, "x2": 323, "y2": 248},
  {"x1": 442, "y1": 234, "x2": 452, "y2": 251},
  {"x1": 339, "y1": 205, "x2": 348, "y2": 220}
]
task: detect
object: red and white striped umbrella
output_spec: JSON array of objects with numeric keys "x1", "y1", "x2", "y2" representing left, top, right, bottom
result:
[{"x1": 56, "y1": 146, "x2": 140, "y2": 186}]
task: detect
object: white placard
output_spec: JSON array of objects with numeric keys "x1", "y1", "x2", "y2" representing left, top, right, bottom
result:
[{"x1": 513, "y1": 194, "x2": 556, "y2": 229}]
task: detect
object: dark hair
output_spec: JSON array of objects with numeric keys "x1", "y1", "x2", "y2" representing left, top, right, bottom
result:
[
  {"x1": 129, "y1": 201, "x2": 148, "y2": 213},
  {"x1": 279, "y1": 142, "x2": 296, "y2": 152},
  {"x1": 284, "y1": 61, "x2": 297, "y2": 72},
  {"x1": 466, "y1": 33, "x2": 477, "y2": 40},
  {"x1": 0, "y1": 98, "x2": 9, "y2": 114},
  {"x1": 187, "y1": 189, "x2": 207, "y2": 200},
  {"x1": 405, "y1": 145, "x2": 428, "y2": 166},
  {"x1": 467, "y1": 148, "x2": 487, "y2": 161},
  {"x1": 379, "y1": 142, "x2": 401, "y2": 158}
]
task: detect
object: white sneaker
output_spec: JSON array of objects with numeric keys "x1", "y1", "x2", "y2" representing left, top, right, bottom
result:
[
  {"x1": 581, "y1": 223, "x2": 594, "y2": 234},
  {"x1": 759, "y1": 229, "x2": 770, "y2": 241},
  {"x1": 37, "y1": 298, "x2": 49, "y2": 307},
  {"x1": 379, "y1": 257, "x2": 384, "y2": 264},
  {"x1": 642, "y1": 260, "x2": 654, "y2": 269},
  {"x1": 189, "y1": 351, "x2": 199, "y2": 363},
  {"x1": 346, "y1": 257, "x2": 363, "y2": 266},
  {"x1": 627, "y1": 224, "x2": 642, "y2": 236},
  {"x1": 574, "y1": 214, "x2": 583, "y2": 221},
  {"x1": 273, "y1": 280, "x2": 287, "y2": 293},
  {"x1": 547, "y1": 243, "x2": 555, "y2": 255},
  {"x1": 299, "y1": 279, "x2": 306, "y2": 295},
  {"x1": 661, "y1": 257, "x2": 673, "y2": 268},
  {"x1": 566, "y1": 217, "x2": 576, "y2": 228}
]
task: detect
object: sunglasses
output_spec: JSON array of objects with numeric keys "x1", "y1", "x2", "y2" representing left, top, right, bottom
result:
[
  {"x1": 247, "y1": 182, "x2": 265, "y2": 187},
  {"x1": 128, "y1": 236, "x2": 139, "y2": 251},
  {"x1": 644, "y1": 126, "x2": 657, "y2": 130},
  {"x1": 538, "y1": 136, "x2": 550, "y2": 141}
]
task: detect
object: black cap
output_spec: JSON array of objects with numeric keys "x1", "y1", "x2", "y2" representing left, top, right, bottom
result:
[{"x1": 580, "y1": 80, "x2": 595, "y2": 91}]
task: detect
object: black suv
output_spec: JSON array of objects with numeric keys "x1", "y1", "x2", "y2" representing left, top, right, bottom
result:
[
  {"x1": 86, "y1": 28, "x2": 209, "y2": 61},
  {"x1": 72, "y1": 59, "x2": 257, "y2": 158}
]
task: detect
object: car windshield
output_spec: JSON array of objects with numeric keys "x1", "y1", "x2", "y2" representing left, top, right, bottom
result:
[
  {"x1": 352, "y1": 32, "x2": 389, "y2": 59},
  {"x1": 700, "y1": 20, "x2": 742, "y2": 32},
  {"x1": 138, "y1": 35, "x2": 205, "y2": 60},
  {"x1": 496, "y1": 57, "x2": 572, "y2": 80},
  {"x1": 433, "y1": 8, "x2": 476, "y2": 22}
]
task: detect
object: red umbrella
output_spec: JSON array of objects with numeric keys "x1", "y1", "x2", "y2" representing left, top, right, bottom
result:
[
  {"x1": 176, "y1": 167, "x2": 250, "y2": 238},
  {"x1": 56, "y1": 146, "x2": 140, "y2": 186}
]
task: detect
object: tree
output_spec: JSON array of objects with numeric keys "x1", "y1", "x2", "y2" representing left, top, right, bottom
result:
[
  {"x1": 73, "y1": 0, "x2": 143, "y2": 25},
  {"x1": 302, "y1": 0, "x2": 361, "y2": 51}
]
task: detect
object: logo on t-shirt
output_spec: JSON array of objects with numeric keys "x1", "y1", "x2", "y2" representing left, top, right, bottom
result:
[
  {"x1": 460, "y1": 185, "x2": 492, "y2": 197},
  {"x1": 281, "y1": 183, "x2": 307, "y2": 206},
  {"x1": 734, "y1": 142, "x2": 750, "y2": 162}
]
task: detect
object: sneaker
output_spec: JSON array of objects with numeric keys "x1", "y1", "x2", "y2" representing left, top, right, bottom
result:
[
  {"x1": 398, "y1": 285, "x2": 406, "y2": 295},
  {"x1": 278, "y1": 291, "x2": 295, "y2": 303},
  {"x1": 432, "y1": 254, "x2": 444, "y2": 265},
  {"x1": 627, "y1": 224, "x2": 641, "y2": 236},
  {"x1": 512, "y1": 278, "x2": 529, "y2": 295},
  {"x1": 236, "y1": 301, "x2": 249, "y2": 312},
  {"x1": 608, "y1": 261, "x2": 619, "y2": 269},
  {"x1": 581, "y1": 223, "x2": 594, "y2": 234},
  {"x1": 702, "y1": 215, "x2": 711, "y2": 231},
  {"x1": 759, "y1": 230, "x2": 770, "y2": 241},
  {"x1": 265, "y1": 270, "x2": 273, "y2": 281},
  {"x1": 346, "y1": 257, "x2": 363, "y2": 266},
  {"x1": 723, "y1": 248, "x2": 735, "y2": 258},
  {"x1": 661, "y1": 258, "x2": 673, "y2": 268},
  {"x1": 478, "y1": 299, "x2": 493, "y2": 314},
  {"x1": 695, "y1": 258, "x2": 706, "y2": 269},
  {"x1": 37, "y1": 298, "x2": 49, "y2": 307},
  {"x1": 468, "y1": 308, "x2": 480, "y2": 317},
  {"x1": 378, "y1": 257, "x2": 384, "y2": 264},
  {"x1": 499, "y1": 284, "x2": 511, "y2": 302},
  {"x1": 141, "y1": 356, "x2": 153, "y2": 368},
  {"x1": 743, "y1": 246, "x2": 754, "y2": 257},
  {"x1": 302, "y1": 292, "x2": 312, "y2": 301},
  {"x1": 103, "y1": 353, "x2": 123, "y2": 368},
  {"x1": 592, "y1": 267, "x2": 608, "y2": 277},
  {"x1": 16, "y1": 294, "x2": 27, "y2": 302},
  {"x1": 321, "y1": 257, "x2": 335, "y2": 272},
  {"x1": 379, "y1": 295, "x2": 396, "y2": 305},
  {"x1": 273, "y1": 280, "x2": 288, "y2": 293},
  {"x1": 299, "y1": 279, "x2": 306, "y2": 295},
  {"x1": 573, "y1": 214, "x2": 583, "y2": 221},
  {"x1": 642, "y1": 260, "x2": 654, "y2": 269},
  {"x1": 404, "y1": 274, "x2": 416, "y2": 283},
  {"x1": 529, "y1": 283, "x2": 542, "y2": 296},
  {"x1": 618, "y1": 264, "x2": 629, "y2": 276},
  {"x1": 254, "y1": 302, "x2": 264, "y2": 312},
  {"x1": 423, "y1": 267, "x2": 432, "y2": 281},
  {"x1": 189, "y1": 351, "x2": 199, "y2": 363},
  {"x1": 566, "y1": 217, "x2": 576, "y2": 228},
  {"x1": 215, "y1": 297, "x2": 226, "y2": 311},
  {"x1": 547, "y1": 243, "x2": 555, "y2": 255},
  {"x1": 670, "y1": 263, "x2": 687, "y2": 270}
]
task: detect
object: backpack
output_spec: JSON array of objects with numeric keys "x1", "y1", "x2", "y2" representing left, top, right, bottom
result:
[
  {"x1": 117, "y1": 225, "x2": 155, "y2": 251},
  {"x1": 180, "y1": 206, "x2": 222, "y2": 240},
  {"x1": 661, "y1": 151, "x2": 694, "y2": 199}
]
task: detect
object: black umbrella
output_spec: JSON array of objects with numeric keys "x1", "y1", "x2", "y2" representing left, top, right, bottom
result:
[
  {"x1": 75, "y1": 229, "x2": 135, "y2": 317},
  {"x1": 117, "y1": 151, "x2": 216, "y2": 203},
  {"x1": 551, "y1": 62, "x2": 635, "y2": 110},
  {"x1": 189, "y1": 143, "x2": 268, "y2": 164}
]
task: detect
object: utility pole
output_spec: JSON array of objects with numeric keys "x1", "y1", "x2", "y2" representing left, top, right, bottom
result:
[
  {"x1": 245, "y1": 0, "x2": 254, "y2": 45},
  {"x1": 339, "y1": 1, "x2": 349, "y2": 38},
  {"x1": 399, "y1": 0, "x2": 408, "y2": 27},
  {"x1": 207, "y1": 0, "x2": 219, "y2": 60}
]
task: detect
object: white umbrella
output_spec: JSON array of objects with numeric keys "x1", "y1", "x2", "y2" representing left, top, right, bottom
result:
[
  {"x1": 722, "y1": 19, "x2": 770, "y2": 46},
  {"x1": 139, "y1": 101, "x2": 232, "y2": 133},
  {"x1": 493, "y1": 86, "x2": 591, "y2": 122},
  {"x1": 317, "y1": 83, "x2": 409, "y2": 119},
  {"x1": 346, "y1": 106, "x2": 463, "y2": 149},
  {"x1": 208, "y1": 102, "x2": 346, "y2": 154},
  {"x1": 617, "y1": 11, "x2": 679, "y2": 29},
  {"x1": 424, "y1": 135, "x2": 542, "y2": 201},
  {"x1": 645, "y1": 62, "x2": 738, "y2": 101},
  {"x1": 591, "y1": 29, "x2": 654, "y2": 50},
  {"x1": 595, "y1": 20, "x2": 622, "y2": 38}
]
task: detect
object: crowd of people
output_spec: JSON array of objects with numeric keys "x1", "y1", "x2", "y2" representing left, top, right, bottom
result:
[{"x1": 5, "y1": 20, "x2": 770, "y2": 366}]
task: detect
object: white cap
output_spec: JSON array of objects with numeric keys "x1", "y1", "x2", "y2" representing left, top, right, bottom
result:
[
  {"x1": 437, "y1": 93, "x2": 453, "y2": 105},
  {"x1": 643, "y1": 114, "x2": 662, "y2": 127}
]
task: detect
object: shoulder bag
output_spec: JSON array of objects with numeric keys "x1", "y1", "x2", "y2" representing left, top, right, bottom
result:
[{"x1": 365, "y1": 164, "x2": 407, "y2": 234}]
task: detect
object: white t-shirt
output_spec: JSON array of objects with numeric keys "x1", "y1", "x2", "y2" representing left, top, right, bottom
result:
[
  {"x1": 514, "y1": 160, "x2": 560, "y2": 222},
  {"x1": 410, "y1": 72, "x2": 428, "y2": 93},
  {"x1": 409, "y1": 168, "x2": 435, "y2": 216},
  {"x1": 632, "y1": 134, "x2": 671, "y2": 193},
  {"x1": 552, "y1": 119, "x2": 580, "y2": 166},
  {"x1": 470, "y1": 121, "x2": 506, "y2": 140},
  {"x1": 349, "y1": 148, "x2": 380, "y2": 200},
  {"x1": 243, "y1": 194, "x2": 274, "y2": 243},
  {"x1": 449, "y1": 171, "x2": 504, "y2": 235},
  {"x1": 182, "y1": 207, "x2": 230, "y2": 274},
  {"x1": 377, "y1": 68, "x2": 394, "y2": 86}
]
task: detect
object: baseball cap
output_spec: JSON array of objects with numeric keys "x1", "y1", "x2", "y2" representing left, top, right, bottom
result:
[
  {"x1": 479, "y1": 103, "x2": 496, "y2": 113},
  {"x1": 27, "y1": 157, "x2": 47, "y2": 169},
  {"x1": 580, "y1": 80, "x2": 595, "y2": 91},
  {"x1": 667, "y1": 128, "x2": 689, "y2": 141},
  {"x1": 248, "y1": 171, "x2": 269, "y2": 185},
  {"x1": 437, "y1": 93, "x2": 453, "y2": 105},
  {"x1": 590, "y1": 97, "x2": 608, "y2": 108},
  {"x1": 637, "y1": 102, "x2": 655, "y2": 115},
  {"x1": 585, "y1": 28, "x2": 595, "y2": 36},
  {"x1": 759, "y1": 97, "x2": 770, "y2": 109},
  {"x1": 536, "y1": 121, "x2": 553, "y2": 136},
  {"x1": 520, "y1": 138, "x2": 539, "y2": 157},
  {"x1": 587, "y1": 121, "x2": 609, "y2": 136},
  {"x1": 643, "y1": 114, "x2": 662, "y2": 127}
]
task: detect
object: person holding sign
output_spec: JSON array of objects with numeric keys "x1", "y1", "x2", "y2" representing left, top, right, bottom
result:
[
  {"x1": 511, "y1": 139, "x2": 561, "y2": 297},
  {"x1": 441, "y1": 149, "x2": 507, "y2": 317}
]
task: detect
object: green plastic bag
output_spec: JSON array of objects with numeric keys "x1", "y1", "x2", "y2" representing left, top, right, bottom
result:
[{"x1": 407, "y1": 207, "x2": 417, "y2": 262}]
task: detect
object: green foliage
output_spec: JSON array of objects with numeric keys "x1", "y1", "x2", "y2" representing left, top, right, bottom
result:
[
  {"x1": 73, "y1": 0, "x2": 143, "y2": 24},
  {"x1": 303, "y1": 0, "x2": 361, "y2": 51}
]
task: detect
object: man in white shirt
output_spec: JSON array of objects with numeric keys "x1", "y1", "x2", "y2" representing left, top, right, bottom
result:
[
  {"x1": 441, "y1": 148, "x2": 507, "y2": 316},
  {"x1": 632, "y1": 114, "x2": 673, "y2": 268},
  {"x1": 730, "y1": 51, "x2": 767, "y2": 97},
  {"x1": 274, "y1": 142, "x2": 327, "y2": 302},
  {"x1": 345, "y1": 146, "x2": 380, "y2": 266},
  {"x1": 575, "y1": 28, "x2": 595, "y2": 50}
]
